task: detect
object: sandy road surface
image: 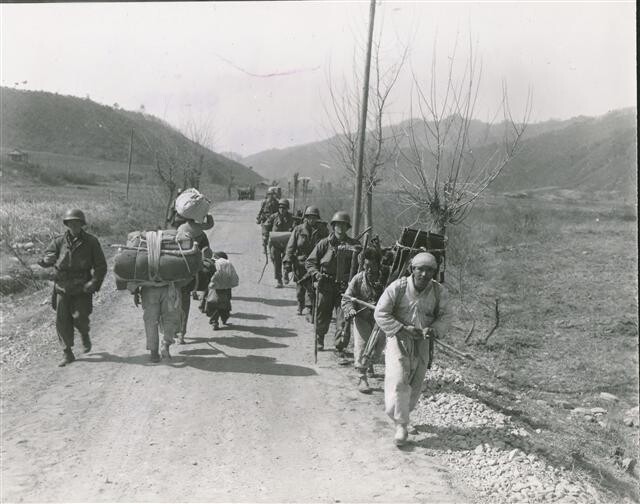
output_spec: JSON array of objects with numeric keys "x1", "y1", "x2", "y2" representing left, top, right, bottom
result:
[{"x1": 1, "y1": 200, "x2": 468, "y2": 503}]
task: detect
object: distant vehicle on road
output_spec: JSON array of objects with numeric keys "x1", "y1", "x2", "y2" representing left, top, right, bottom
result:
[{"x1": 237, "y1": 186, "x2": 255, "y2": 200}]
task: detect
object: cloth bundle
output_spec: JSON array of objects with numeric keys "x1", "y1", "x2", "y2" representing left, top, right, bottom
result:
[{"x1": 175, "y1": 188, "x2": 211, "y2": 223}]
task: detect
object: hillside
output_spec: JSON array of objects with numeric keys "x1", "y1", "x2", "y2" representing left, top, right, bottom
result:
[
  {"x1": 244, "y1": 108, "x2": 636, "y2": 195},
  {"x1": 0, "y1": 87, "x2": 262, "y2": 185}
]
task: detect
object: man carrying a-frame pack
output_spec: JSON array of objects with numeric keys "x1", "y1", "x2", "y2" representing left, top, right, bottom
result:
[
  {"x1": 374, "y1": 252, "x2": 453, "y2": 447},
  {"x1": 305, "y1": 211, "x2": 361, "y2": 352},
  {"x1": 341, "y1": 247, "x2": 384, "y2": 393}
]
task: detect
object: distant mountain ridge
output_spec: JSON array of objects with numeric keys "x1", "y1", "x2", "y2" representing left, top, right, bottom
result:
[
  {"x1": 243, "y1": 108, "x2": 636, "y2": 195},
  {"x1": 1, "y1": 87, "x2": 262, "y2": 185}
]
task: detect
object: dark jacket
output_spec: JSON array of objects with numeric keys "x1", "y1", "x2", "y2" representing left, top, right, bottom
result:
[
  {"x1": 42, "y1": 230, "x2": 107, "y2": 295},
  {"x1": 264, "y1": 211, "x2": 296, "y2": 233},
  {"x1": 256, "y1": 198, "x2": 280, "y2": 224},
  {"x1": 305, "y1": 233, "x2": 361, "y2": 281},
  {"x1": 284, "y1": 221, "x2": 329, "y2": 265}
]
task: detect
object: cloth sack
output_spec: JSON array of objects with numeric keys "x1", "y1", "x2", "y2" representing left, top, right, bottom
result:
[{"x1": 175, "y1": 188, "x2": 211, "y2": 223}]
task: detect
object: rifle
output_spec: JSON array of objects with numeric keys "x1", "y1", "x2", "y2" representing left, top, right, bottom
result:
[
  {"x1": 313, "y1": 281, "x2": 319, "y2": 364},
  {"x1": 340, "y1": 294, "x2": 474, "y2": 361}
]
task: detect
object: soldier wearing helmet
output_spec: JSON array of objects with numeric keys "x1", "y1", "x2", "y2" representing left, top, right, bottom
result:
[
  {"x1": 37, "y1": 209, "x2": 107, "y2": 367},
  {"x1": 255, "y1": 186, "x2": 280, "y2": 225},
  {"x1": 264, "y1": 198, "x2": 296, "y2": 288},
  {"x1": 305, "y1": 210, "x2": 361, "y2": 352},
  {"x1": 284, "y1": 205, "x2": 329, "y2": 315}
]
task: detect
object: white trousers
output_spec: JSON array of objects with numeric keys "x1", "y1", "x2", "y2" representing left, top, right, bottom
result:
[
  {"x1": 384, "y1": 335, "x2": 429, "y2": 425},
  {"x1": 141, "y1": 285, "x2": 180, "y2": 352}
]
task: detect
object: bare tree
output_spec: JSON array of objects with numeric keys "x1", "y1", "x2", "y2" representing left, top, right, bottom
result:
[
  {"x1": 395, "y1": 38, "x2": 532, "y2": 234},
  {"x1": 325, "y1": 38, "x2": 408, "y2": 232},
  {"x1": 182, "y1": 115, "x2": 217, "y2": 190}
]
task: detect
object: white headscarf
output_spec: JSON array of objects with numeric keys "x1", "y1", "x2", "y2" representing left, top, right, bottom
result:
[{"x1": 411, "y1": 252, "x2": 438, "y2": 268}]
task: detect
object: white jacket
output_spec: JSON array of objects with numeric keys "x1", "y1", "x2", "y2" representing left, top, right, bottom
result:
[{"x1": 208, "y1": 258, "x2": 239, "y2": 290}]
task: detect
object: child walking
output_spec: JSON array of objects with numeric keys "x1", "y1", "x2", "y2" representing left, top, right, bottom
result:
[{"x1": 205, "y1": 252, "x2": 239, "y2": 330}]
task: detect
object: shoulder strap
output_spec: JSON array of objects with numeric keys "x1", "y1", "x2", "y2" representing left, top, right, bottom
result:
[{"x1": 393, "y1": 276, "x2": 408, "y2": 312}]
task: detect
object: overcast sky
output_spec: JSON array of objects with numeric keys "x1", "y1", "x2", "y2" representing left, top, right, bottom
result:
[{"x1": 1, "y1": 1, "x2": 636, "y2": 155}]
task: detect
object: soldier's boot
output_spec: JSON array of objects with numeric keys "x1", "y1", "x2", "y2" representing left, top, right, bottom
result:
[
  {"x1": 160, "y1": 342, "x2": 171, "y2": 360},
  {"x1": 176, "y1": 332, "x2": 186, "y2": 345},
  {"x1": 283, "y1": 271, "x2": 290, "y2": 285},
  {"x1": 297, "y1": 304, "x2": 304, "y2": 316},
  {"x1": 58, "y1": 349, "x2": 75, "y2": 367},
  {"x1": 394, "y1": 424, "x2": 408, "y2": 447},
  {"x1": 316, "y1": 334, "x2": 325, "y2": 351},
  {"x1": 149, "y1": 350, "x2": 160, "y2": 363},
  {"x1": 275, "y1": 279, "x2": 284, "y2": 289},
  {"x1": 81, "y1": 334, "x2": 92, "y2": 353},
  {"x1": 357, "y1": 374, "x2": 371, "y2": 394}
]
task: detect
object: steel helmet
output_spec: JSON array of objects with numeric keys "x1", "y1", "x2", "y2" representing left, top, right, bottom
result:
[
  {"x1": 267, "y1": 186, "x2": 278, "y2": 195},
  {"x1": 278, "y1": 198, "x2": 290, "y2": 208},
  {"x1": 330, "y1": 211, "x2": 351, "y2": 228},
  {"x1": 304, "y1": 205, "x2": 321, "y2": 218},
  {"x1": 62, "y1": 208, "x2": 86, "y2": 225}
]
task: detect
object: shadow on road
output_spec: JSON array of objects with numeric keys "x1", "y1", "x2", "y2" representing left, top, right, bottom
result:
[
  {"x1": 211, "y1": 335, "x2": 288, "y2": 350},
  {"x1": 227, "y1": 324, "x2": 297, "y2": 338},
  {"x1": 178, "y1": 348, "x2": 222, "y2": 356},
  {"x1": 178, "y1": 354, "x2": 316, "y2": 376},
  {"x1": 231, "y1": 312, "x2": 273, "y2": 320},
  {"x1": 233, "y1": 296, "x2": 298, "y2": 307},
  {"x1": 83, "y1": 352, "x2": 316, "y2": 377}
]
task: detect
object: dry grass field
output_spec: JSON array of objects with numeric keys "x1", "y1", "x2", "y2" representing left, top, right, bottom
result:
[{"x1": 305, "y1": 188, "x2": 638, "y2": 500}]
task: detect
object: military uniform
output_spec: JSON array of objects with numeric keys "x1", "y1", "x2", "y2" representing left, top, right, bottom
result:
[
  {"x1": 264, "y1": 211, "x2": 296, "y2": 284},
  {"x1": 256, "y1": 197, "x2": 279, "y2": 225},
  {"x1": 284, "y1": 221, "x2": 329, "y2": 313},
  {"x1": 41, "y1": 229, "x2": 107, "y2": 357},
  {"x1": 305, "y1": 233, "x2": 361, "y2": 349}
]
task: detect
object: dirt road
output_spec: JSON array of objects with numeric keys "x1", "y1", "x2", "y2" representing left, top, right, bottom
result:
[{"x1": 1, "y1": 200, "x2": 468, "y2": 502}]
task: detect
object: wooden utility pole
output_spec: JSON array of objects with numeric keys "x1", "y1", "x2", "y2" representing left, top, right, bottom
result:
[
  {"x1": 125, "y1": 128, "x2": 134, "y2": 200},
  {"x1": 352, "y1": 0, "x2": 376, "y2": 236}
]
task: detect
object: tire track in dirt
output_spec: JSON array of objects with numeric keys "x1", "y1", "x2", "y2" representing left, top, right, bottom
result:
[{"x1": 1, "y1": 200, "x2": 469, "y2": 502}]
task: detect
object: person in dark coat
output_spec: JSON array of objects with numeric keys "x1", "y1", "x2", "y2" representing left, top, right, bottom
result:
[
  {"x1": 283, "y1": 205, "x2": 329, "y2": 315},
  {"x1": 264, "y1": 198, "x2": 296, "y2": 288},
  {"x1": 38, "y1": 209, "x2": 107, "y2": 367},
  {"x1": 305, "y1": 211, "x2": 361, "y2": 353}
]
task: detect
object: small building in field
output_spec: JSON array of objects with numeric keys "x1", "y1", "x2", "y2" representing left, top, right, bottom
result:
[{"x1": 8, "y1": 149, "x2": 28, "y2": 163}]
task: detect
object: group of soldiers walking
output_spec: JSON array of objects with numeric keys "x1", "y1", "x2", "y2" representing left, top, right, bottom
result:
[
  {"x1": 39, "y1": 185, "x2": 452, "y2": 447},
  {"x1": 257, "y1": 187, "x2": 453, "y2": 446}
]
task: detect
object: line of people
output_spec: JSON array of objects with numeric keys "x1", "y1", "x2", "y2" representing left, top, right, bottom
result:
[{"x1": 260, "y1": 195, "x2": 454, "y2": 447}]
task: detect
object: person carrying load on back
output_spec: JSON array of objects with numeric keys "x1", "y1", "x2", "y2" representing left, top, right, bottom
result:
[
  {"x1": 305, "y1": 211, "x2": 361, "y2": 353},
  {"x1": 283, "y1": 205, "x2": 329, "y2": 315},
  {"x1": 205, "y1": 251, "x2": 239, "y2": 330},
  {"x1": 374, "y1": 252, "x2": 453, "y2": 447},
  {"x1": 169, "y1": 188, "x2": 214, "y2": 344},
  {"x1": 341, "y1": 248, "x2": 384, "y2": 393},
  {"x1": 124, "y1": 229, "x2": 200, "y2": 363},
  {"x1": 37, "y1": 209, "x2": 107, "y2": 367},
  {"x1": 264, "y1": 198, "x2": 296, "y2": 288}
]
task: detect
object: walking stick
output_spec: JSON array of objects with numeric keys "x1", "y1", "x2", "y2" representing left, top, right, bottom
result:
[{"x1": 340, "y1": 294, "x2": 475, "y2": 361}]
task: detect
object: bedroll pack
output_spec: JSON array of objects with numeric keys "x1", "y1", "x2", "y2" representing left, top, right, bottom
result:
[
  {"x1": 175, "y1": 188, "x2": 211, "y2": 223},
  {"x1": 113, "y1": 230, "x2": 202, "y2": 287},
  {"x1": 268, "y1": 231, "x2": 291, "y2": 252}
]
